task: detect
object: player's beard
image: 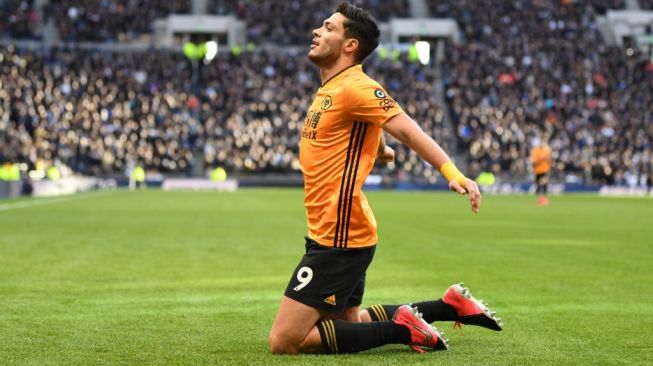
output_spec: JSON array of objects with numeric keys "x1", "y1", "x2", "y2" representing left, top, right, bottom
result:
[{"x1": 308, "y1": 44, "x2": 338, "y2": 67}]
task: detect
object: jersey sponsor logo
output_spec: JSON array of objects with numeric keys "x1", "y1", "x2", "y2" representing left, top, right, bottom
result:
[
  {"x1": 302, "y1": 110, "x2": 321, "y2": 141},
  {"x1": 304, "y1": 111, "x2": 322, "y2": 129},
  {"x1": 321, "y1": 95, "x2": 333, "y2": 110},
  {"x1": 302, "y1": 128, "x2": 318, "y2": 141},
  {"x1": 310, "y1": 111, "x2": 322, "y2": 128},
  {"x1": 374, "y1": 89, "x2": 386, "y2": 98},
  {"x1": 324, "y1": 294, "x2": 337, "y2": 306},
  {"x1": 379, "y1": 97, "x2": 396, "y2": 112}
]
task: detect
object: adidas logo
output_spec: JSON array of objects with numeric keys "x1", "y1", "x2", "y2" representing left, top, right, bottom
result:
[{"x1": 324, "y1": 294, "x2": 336, "y2": 306}]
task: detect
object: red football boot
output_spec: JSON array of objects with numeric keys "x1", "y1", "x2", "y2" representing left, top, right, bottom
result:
[
  {"x1": 442, "y1": 283, "x2": 503, "y2": 331},
  {"x1": 392, "y1": 305, "x2": 449, "y2": 353}
]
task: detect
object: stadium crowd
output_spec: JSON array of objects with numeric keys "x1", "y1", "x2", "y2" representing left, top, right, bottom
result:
[
  {"x1": 2, "y1": 0, "x2": 408, "y2": 43},
  {"x1": 211, "y1": 0, "x2": 410, "y2": 45},
  {"x1": 0, "y1": 0, "x2": 41, "y2": 39},
  {"x1": 51, "y1": 0, "x2": 190, "y2": 42},
  {"x1": 1, "y1": 0, "x2": 652, "y2": 186},
  {"x1": 2, "y1": 0, "x2": 633, "y2": 42},
  {"x1": 0, "y1": 44, "x2": 445, "y2": 180},
  {"x1": 642, "y1": 0, "x2": 653, "y2": 10},
  {"x1": 431, "y1": 0, "x2": 652, "y2": 185}
]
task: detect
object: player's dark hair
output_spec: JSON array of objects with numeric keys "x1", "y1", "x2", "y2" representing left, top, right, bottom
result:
[{"x1": 336, "y1": 2, "x2": 380, "y2": 62}]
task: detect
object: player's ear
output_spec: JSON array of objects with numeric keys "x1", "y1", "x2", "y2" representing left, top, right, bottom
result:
[{"x1": 343, "y1": 38, "x2": 359, "y2": 55}]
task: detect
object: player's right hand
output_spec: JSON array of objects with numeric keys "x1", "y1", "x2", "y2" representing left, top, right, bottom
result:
[
  {"x1": 449, "y1": 178, "x2": 481, "y2": 213},
  {"x1": 377, "y1": 145, "x2": 395, "y2": 163}
]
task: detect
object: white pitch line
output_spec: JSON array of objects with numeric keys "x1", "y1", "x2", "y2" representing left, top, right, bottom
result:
[{"x1": 0, "y1": 190, "x2": 116, "y2": 212}]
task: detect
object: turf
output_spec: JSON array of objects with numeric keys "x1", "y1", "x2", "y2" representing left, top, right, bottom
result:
[{"x1": 1, "y1": 189, "x2": 651, "y2": 365}]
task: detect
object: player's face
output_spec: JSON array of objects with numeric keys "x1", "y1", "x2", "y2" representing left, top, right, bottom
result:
[{"x1": 308, "y1": 12, "x2": 347, "y2": 66}]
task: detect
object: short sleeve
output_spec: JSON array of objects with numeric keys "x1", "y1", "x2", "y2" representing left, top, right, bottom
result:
[{"x1": 346, "y1": 81, "x2": 403, "y2": 127}]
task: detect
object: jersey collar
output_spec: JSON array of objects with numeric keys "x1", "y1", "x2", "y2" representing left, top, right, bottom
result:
[{"x1": 321, "y1": 63, "x2": 362, "y2": 87}]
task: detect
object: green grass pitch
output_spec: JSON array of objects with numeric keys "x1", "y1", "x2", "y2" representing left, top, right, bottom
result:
[{"x1": 1, "y1": 189, "x2": 652, "y2": 365}]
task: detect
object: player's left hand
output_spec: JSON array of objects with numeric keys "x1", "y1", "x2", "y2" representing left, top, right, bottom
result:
[
  {"x1": 449, "y1": 178, "x2": 481, "y2": 213},
  {"x1": 377, "y1": 145, "x2": 395, "y2": 163}
]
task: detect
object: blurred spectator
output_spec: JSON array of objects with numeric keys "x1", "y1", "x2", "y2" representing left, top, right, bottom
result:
[
  {"x1": 639, "y1": 0, "x2": 653, "y2": 10},
  {"x1": 51, "y1": 0, "x2": 190, "y2": 42},
  {"x1": 0, "y1": 43, "x2": 446, "y2": 181},
  {"x1": 208, "y1": 0, "x2": 410, "y2": 45},
  {"x1": 0, "y1": 0, "x2": 40, "y2": 39},
  {"x1": 44, "y1": 0, "x2": 409, "y2": 43},
  {"x1": 2, "y1": 0, "x2": 651, "y2": 186},
  {"x1": 433, "y1": 0, "x2": 652, "y2": 184}
]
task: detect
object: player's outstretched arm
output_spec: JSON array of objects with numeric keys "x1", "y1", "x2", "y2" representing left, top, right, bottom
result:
[{"x1": 383, "y1": 112, "x2": 481, "y2": 213}]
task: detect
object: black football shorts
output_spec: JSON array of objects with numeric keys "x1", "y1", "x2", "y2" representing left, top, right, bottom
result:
[{"x1": 284, "y1": 237, "x2": 376, "y2": 314}]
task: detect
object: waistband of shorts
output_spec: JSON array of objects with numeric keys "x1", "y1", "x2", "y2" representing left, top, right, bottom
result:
[{"x1": 305, "y1": 236, "x2": 376, "y2": 251}]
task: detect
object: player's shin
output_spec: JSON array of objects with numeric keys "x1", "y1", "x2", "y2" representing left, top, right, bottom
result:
[
  {"x1": 364, "y1": 300, "x2": 457, "y2": 323},
  {"x1": 317, "y1": 319, "x2": 410, "y2": 353}
]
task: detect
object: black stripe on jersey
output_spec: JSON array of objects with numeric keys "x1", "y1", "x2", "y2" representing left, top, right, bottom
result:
[
  {"x1": 334, "y1": 121, "x2": 367, "y2": 248},
  {"x1": 338, "y1": 123, "x2": 365, "y2": 248},
  {"x1": 342, "y1": 123, "x2": 367, "y2": 248},
  {"x1": 334, "y1": 122, "x2": 361, "y2": 247}
]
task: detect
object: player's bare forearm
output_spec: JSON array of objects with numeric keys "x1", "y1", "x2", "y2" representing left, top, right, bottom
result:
[
  {"x1": 382, "y1": 112, "x2": 450, "y2": 170},
  {"x1": 383, "y1": 112, "x2": 481, "y2": 212}
]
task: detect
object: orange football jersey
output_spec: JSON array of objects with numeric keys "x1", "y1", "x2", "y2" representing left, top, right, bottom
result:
[
  {"x1": 531, "y1": 146, "x2": 552, "y2": 174},
  {"x1": 299, "y1": 64, "x2": 403, "y2": 248}
]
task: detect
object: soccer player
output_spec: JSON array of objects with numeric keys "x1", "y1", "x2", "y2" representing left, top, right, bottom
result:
[
  {"x1": 268, "y1": 2, "x2": 502, "y2": 355},
  {"x1": 530, "y1": 137, "x2": 552, "y2": 206}
]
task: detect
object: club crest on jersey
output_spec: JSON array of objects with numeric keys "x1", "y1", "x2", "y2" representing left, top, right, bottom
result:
[
  {"x1": 374, "y1": 89, "x2": 386, "y2": 98},
  {"x1": 321, "y1": 95, "x2": 333, "y2": 110}
]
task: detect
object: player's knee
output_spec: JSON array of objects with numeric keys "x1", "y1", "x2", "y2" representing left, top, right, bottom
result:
[
  {"x1": 337, "y1": 307, "x2": 361, "y2": 322},
  {"x1": 268, "y1": 331, "x2": 300, "y2": 354},
  {"x1": 358, "y1": 309, "x2": 372, "y2": 322}
]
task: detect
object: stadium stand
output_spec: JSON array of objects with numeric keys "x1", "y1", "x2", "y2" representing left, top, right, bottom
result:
[
  {"x1": 50, "y1": 0, "x2": 191, "y2": 42},
  {"x1": 1, "y1": 0, "x2": 652, "y2": 187},
  {"x1": 207, "y1": 0, "x2": 410, "y2": 45},
  {"x1": 0, "y1": 44, "x2": 447, "y2": 181},
  {"x1": 40, "y1": 0, "x2": 409, "y2": 43},
  {"x1": 0, "y1": 0, "x2": 41, "y2": 39},
  {"x1": 641, "y1": 0, "x2": 653, "y2": 10},
  {"x1": 430, "y1": 0, "x2": 652, "y2": 184}
]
